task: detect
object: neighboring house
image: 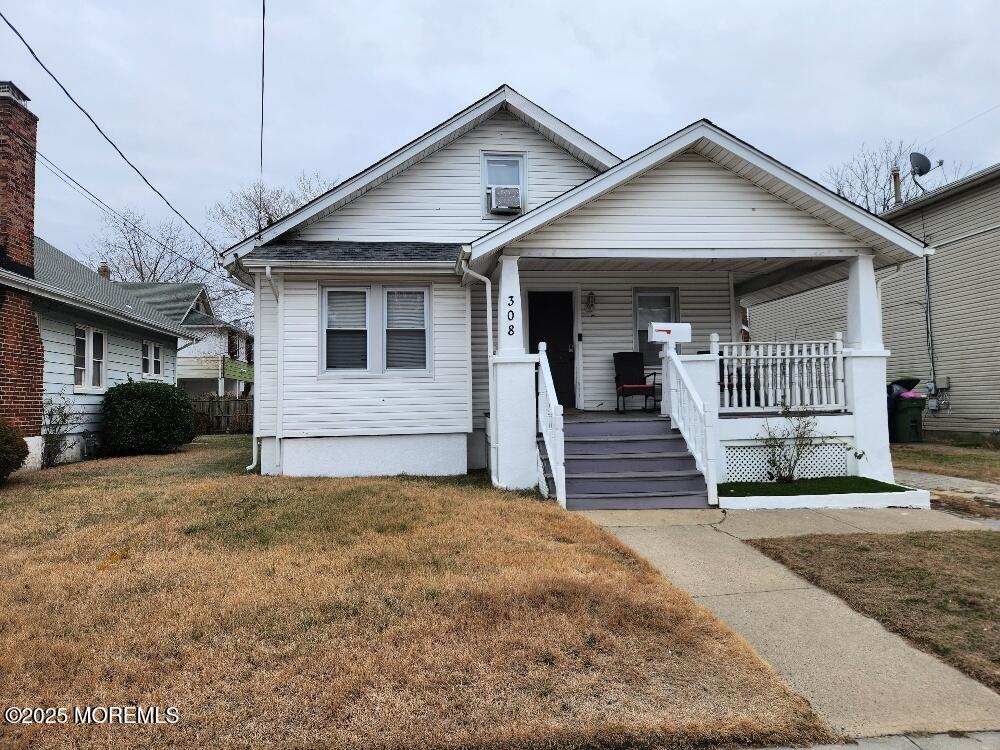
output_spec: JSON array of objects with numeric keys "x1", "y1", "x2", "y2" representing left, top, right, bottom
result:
[
  {"x1": 220, "y1": 85, "x2": 930, "y2": 511},
  {"x1": 0, "y1": 81, "x2": 187, "y2": 468},
  {"x1": 751, "y1": 163, "x2": 1000, "y2": 435},
  {"x1": 118, "y1": 282, "x2": 254, "y2": 397}
]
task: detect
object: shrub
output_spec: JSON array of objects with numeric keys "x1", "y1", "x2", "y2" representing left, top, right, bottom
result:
[
  {"x1": 42, "y1": 395, "x2": 80, "y2": 468},
  {"x1": 103, "y1": 381, "x2": 196, "y2": 455},
  {"x1": 0, "y1": 418, "x2": 29, "y2": 480}
]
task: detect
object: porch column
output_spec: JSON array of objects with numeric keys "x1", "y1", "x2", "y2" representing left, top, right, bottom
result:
[
  {"x1": 491, "y1": 255, "x2": 537, "y2": 490},
  {"x1": 844, "y1": 254, "x2": 893, "y2": 483},
  {"x1": 846, "y1": 254, "x2": 882, "y2": 349}
]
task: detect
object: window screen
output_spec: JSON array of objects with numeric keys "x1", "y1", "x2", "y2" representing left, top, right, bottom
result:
[
  {"x1": 91, "y1": 331, "x2": 105, "y2": 387},
  {"x1": 385, "y1": 290, "x2": 427, "y2": 369},
  {"x1": 485, "y1": 156, "x2": 521, "y2": 187},
  {"x1": 142, "y1": 342, "x2": 150, "y2": 374},
  {"x1": 326, "y1": 290, "x2": 368, "y2": 370},
  {"x1": 635, "y1": 291, "x2": 676, "y2": 366},
  {"x1": 74, "y1": 327, "x2": 87, "y2": 386}
]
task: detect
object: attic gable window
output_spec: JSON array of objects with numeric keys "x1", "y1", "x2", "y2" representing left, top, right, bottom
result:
[{"x1": 482, "y1": 153, "x2": 525, "y2": 216}]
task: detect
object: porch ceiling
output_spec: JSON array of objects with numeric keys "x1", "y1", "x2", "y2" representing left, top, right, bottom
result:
[{"x1": 517, "y1": 255, "x2": 835, "y2": 289}]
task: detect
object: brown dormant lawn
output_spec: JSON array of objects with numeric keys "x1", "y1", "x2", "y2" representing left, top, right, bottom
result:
[
  {"x1": 749, "y1": 530, "x2": 1000, "y2": 692},
  {"x1": 0, "y1": 437, "x2": 832, "y2": 749},
  {"x1": 891, "y1": 442, "x2": 1000, "y2": 484}
]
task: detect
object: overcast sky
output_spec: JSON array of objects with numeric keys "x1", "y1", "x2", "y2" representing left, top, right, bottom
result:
[{"x1": 3, "y1": 1, "x2": 999, "y2": 260}]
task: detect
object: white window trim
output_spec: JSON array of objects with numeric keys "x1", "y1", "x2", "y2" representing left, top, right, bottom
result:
[
  {"x1": 481, "y1": 151, "x2": 526, "y2": 219},
  {"x1": 382, "y1": 286, "x2": 431, "y2": 372},
  {"x1": 320, "y1": 284, "x2": 433, "y2": 377},
  {"x1": 142, "y1": 340, "x2": 164, "y2": 379},
  {"x1": 633, "y1": 287, "x2": 681, "y2": 366},
  {"x1": 74, "y1": 325, "x2": 108, "y2": 393},
  {"x1": 322, "y1": 286, "x2": 371, "y2": 373}
]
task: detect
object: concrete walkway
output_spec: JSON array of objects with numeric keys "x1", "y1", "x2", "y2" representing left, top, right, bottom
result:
[
  {"x1": 896, "y1": 468, "x2": 1000, "y2": 501},
  {"x1": 582, "y1": 507, "x2": 1000, "y2": 739},
  {"x1": 769, "y1": 730, "x2": 1000, "y2": 749}
]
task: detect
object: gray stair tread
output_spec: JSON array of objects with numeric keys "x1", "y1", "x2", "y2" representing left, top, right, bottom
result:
[
  {"x1": 564, "y1": 414, "x2": 667, "y2": 422},
  {"x1": 564, "y1": 451, "x2": 692, "y2": 460},
  {"x1": 553, "y1": 469, "x2": 702, "y2": 479},
  {"x1": 567, "y1": 489, "x2": 707, "y2": 499},
  {"x1": 563, "y1": 434, "x2": 682, "y2": 442}
]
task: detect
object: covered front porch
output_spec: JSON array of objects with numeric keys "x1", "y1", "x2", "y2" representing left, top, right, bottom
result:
[{"x1": 476, "y1": 251, "x2": 898, "y2": 510}]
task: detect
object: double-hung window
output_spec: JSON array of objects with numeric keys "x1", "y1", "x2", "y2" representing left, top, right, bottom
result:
[
  {"x1": 142, "y1": 340, "x2": 162, "y2": 377},
  {"x1": 325, "y1": 289, "x2": 369, "y2": 370},
  {"x1": 385, "y1": 289, "x2": 427, "y2": 370},
  {"x1": 74, "y1": 326, "x2": 106, "y2": 390},
  {"x1": 634, "y1": 289, "x2": 678, "y2": 366},
  {"x1": 323, "y1": 286, "x2": 429, "y2": 373}
]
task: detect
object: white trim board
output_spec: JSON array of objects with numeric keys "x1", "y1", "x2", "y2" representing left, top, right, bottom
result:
[{"x1": 221, "y1": 85, "x2": 620, "y2": 267}]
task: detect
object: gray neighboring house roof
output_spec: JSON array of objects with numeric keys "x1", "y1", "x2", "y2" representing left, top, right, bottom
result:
[
  {"x1": 117, "y1": 282, "x2": 205, "y2": 322},
  {"x1": 26, "y1": 237, "x2": 188, "y2": 337},
  {"x1": 241, "y1": 240, "x2": 462, "y2": 264},
  {"x1": 882, "y1": 162, "x2": 1000, "y2": 220},
  {"x1": 181, "y1": 309, "x2": 231, "y2": 327}
]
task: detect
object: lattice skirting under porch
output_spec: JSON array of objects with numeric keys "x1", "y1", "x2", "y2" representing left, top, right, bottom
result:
[{"x1": 723, "y1": 442, "x2": 850, "y2": 483}]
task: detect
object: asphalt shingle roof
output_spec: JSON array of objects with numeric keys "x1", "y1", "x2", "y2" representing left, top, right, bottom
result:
[
  {"x1": 243, "y1": 241, "x2": 461, "y2": 264},
  {"x1": 32, "y1": 237, "x2": 186, "y2": 335},
  {"x1": 181, "y1": 309, "x2": 229, "y2": 327},
  {"x1": 117, "y1": 282, "x2": 204, "y2": 322}
]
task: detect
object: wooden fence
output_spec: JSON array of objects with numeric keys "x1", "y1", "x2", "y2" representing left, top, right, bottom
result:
[{"x1": 192, "y1": 398, "x2": 253, "y2": 435}]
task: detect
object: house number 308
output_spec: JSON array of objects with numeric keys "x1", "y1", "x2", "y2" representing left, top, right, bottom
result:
[{"x1": 507, "y1": 295, "x2": 515, "y2": 336}]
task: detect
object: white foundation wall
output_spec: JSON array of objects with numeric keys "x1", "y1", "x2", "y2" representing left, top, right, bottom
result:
[{"x1": 260, "y1": 433, "x2": 467, "y2": 477}]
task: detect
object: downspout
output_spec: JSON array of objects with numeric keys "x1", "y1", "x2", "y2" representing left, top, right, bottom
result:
[
  {"x1": 458, "y1": 251, "x2": 496, "y2": 474},
  {"x1": 923, "y1": 255, "x2": 937, "y2": 388},
  {"x1": 245, "y1": 270, "x2": 262, "y2": 471}
]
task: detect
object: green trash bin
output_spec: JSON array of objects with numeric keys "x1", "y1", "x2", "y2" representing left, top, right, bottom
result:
[{"x1": 892, "y1": 395, "x2": 926, "y2": 443}]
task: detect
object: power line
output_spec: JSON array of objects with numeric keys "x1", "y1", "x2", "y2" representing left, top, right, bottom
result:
[
  {"x1": 260, "y1": 0, "x2": 266, "y2": 178},
  {"x1": 0, "y1": 118, "x2": 230, "y2": 285},
  {"x1": 925, "y1": 102, "x2": 1000, "y2": 144},
  {"x1": 0, "y1": 8, "x2": 217, "y2": 252}
]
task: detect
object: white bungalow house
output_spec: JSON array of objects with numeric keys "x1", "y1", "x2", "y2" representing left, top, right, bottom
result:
[{"x1": 221, "y1": 85, "x2": 932, "y2": 510}]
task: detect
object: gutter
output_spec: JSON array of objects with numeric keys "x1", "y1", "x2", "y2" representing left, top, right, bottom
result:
[{"x1": 0, "y1": 268, "x2": 191, "y2": 339}]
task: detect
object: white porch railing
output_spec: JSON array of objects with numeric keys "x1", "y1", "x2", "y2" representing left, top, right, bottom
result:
[
  {"x1": 662, "y1": 345, "x2": 719, "y2": 505},
  {"x1": 712, "y1": 332, "x2": 846, "y2": 413},
  {"x1": 536, "y1": 343, "x2": 566, "y2": 506}
]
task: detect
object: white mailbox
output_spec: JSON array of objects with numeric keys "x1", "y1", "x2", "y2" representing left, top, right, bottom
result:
[{"x1": 647, "y1": 321, "x2": 692, "y2": 344}]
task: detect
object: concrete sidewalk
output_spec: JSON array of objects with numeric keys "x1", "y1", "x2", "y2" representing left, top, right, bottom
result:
[
  {"x1": 583, "y1": 507, "x2": 1000, "y2": 738},
  {"x1": 769, "y1": 730, "x2": 1000, "y2": 749}
]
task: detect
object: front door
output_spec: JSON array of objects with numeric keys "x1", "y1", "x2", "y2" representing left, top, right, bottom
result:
[{"x1": 528, "y1": 291, "x2": 576, "y2": 407}]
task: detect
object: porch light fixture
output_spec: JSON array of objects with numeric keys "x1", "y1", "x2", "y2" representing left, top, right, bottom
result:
[{"x1": 583, "y1": 291, "x2": 596, "y2": 316}]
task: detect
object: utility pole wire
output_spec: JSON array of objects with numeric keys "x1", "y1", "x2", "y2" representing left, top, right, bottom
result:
[
  {"x1": 0, "y1": 8, "x2": 217, "y2": 252},
  {"x1": 260, "y1": 0, "x2": 266, "y2": 178}
]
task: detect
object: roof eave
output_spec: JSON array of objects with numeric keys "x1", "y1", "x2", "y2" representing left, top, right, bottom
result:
[{"x1": 1, "y1": 270, "x2": 192, "y2": 339}]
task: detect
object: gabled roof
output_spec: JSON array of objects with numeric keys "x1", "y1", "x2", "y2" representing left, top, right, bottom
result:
[
  {"x1": 117, "y1": 282, "x2": 209, "y2": 322},
  {"x1": 220, "y1": 85, "x2": 620, "y2": 268},
  {"x1": 469, "y1": 119, "x2": 928, "y2": 272}
]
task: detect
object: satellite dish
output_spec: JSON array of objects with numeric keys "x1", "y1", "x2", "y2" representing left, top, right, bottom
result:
[{"x1": 910, "y1": 152, "x2": 933, "y2": 177}]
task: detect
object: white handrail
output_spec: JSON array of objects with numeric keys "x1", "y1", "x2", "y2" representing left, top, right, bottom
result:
[
  {"x1": 713, "y1": 332, "x2": 845, "y2": 413},
  {"x1": 662, "y1": 344, "x2": 719, "y2": 505},
  {"x1": 536, "y1": 343, "x2": 566, "y2": 506}
]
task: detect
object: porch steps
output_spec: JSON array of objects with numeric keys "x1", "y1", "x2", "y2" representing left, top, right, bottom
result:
[{"x1": 539, "y1": 413, "x2": 711, "y2": 510}]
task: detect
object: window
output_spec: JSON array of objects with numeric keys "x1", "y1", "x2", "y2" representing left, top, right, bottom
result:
[
  {"x1": 325, "y1": 290, "x2": 368, "y2": 370},
  {"x1": 634, "y1": 289, "x2": 678, "y2": 366},
  {"x1": 385, "y1": 289, "x2": 427, "y2": 370},
  {"x1": 74, "y1": 326, "x2": 106, "y2": 390},
  {"x1": 228, "y1": 330, "x2": 239, "y2": 359},
  {"x1": 142, "y1": 340, "x2": 162, "y2": 377},
  {"x1": 482, "y1": 153, "x2": 524, "y2": 214}
]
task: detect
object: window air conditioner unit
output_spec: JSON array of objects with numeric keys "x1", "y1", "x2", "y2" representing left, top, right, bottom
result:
[{"x1": 489, "y1": 185, "x2": 522, "y2": 215}]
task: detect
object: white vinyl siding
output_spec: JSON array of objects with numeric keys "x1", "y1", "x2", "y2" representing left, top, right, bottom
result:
[
  {"x1": 508, "y1": 151, "x2": 864, "y2": 252},
  {"x1": 470, "y1": 269, "x2": 732, "y2": 423},
  {"x1": 294, "y1": 111, "x2": 596, "y2": 243},
  {"x1": 256, "y1": 275, "x2": 470, "y2": 437},
  {"x1": 38, "y1": 307, "x2": 177, "y2": 434},
  {"x1": 751, "y1": 176, "x2": 1000, "y2": 433}
]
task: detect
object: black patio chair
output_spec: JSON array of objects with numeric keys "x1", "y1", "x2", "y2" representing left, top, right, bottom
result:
[{"x1": 613, "y1": 351, "x2": 658, "y2": 413}]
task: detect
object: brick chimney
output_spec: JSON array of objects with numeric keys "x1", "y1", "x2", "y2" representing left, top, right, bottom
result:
[
  {"x1": 97, "y1": 260, "x2": 111, "y2": 279},
  {"x1": 0, "y1": 81, "x2": 43, "y2": 444}
]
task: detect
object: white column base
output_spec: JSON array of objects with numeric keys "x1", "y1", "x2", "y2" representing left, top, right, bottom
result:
[
  {"x1": 492, "y1": 354, "x2": 538, "y2": 490},
  {"x1": 845, "y1": 349, "x2": 894, "y2": 483}
]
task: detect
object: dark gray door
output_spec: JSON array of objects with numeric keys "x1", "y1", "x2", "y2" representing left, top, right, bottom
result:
[{"x1": 528, "y1": 291, "x2": 575, "y2": 407}]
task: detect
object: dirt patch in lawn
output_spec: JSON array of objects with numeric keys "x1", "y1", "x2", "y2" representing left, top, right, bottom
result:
[
  {"x1": 749, "y1": 530, "x2": 1000, "y2": 692},
  {"x1": 931, "y1": 492, "x2": 1000, "y2": 520},
  {"x1": 0, "y1": 437, "x2": 831, "y2": 750},
  {"x1": 892, "y1": 443, "x2": 1000, "y2": 484}
]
